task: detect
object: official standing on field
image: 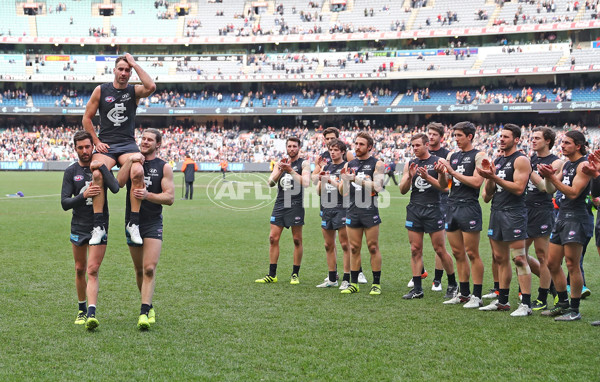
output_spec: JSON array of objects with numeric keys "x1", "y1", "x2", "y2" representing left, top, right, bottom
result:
[{"x1": 181, "y1": 153, "x2": 198, "y2": 200}]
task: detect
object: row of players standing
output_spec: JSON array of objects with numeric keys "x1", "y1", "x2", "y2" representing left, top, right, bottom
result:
[
  {"x1": 61, "y1": 54, "x2": 175, "y2": 331},
  {"x1": 256, "y1": 122, "x2": 600, "y2": 324}
]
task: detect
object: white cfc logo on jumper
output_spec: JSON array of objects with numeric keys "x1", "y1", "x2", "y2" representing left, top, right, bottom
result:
[{"x1": 107, "y1": 103, "x2": 128, "y2": 126}]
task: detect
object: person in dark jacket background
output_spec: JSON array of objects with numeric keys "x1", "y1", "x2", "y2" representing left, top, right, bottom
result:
[{"x1": 181, "y1": 153, "x2": 198, "y2": 200}]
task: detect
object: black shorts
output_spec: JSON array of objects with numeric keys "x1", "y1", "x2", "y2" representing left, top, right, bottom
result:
[
  {"x1": 551, "y1": 210, "x2": 593, "y2": 245},
  {"x1": 445, "y1": 203, "x2": 482, "y2": 232},
  {"x1": 488, "y1": 208, "x2": 528, "y2": 242},
  {"x1": 440, "y1": 193, "x2": 449, "y2": 219},
  {"x1": 95, "y1": 141, "x2": 139, "y2": 162},
  {"x1": 345, "y1": 208, "x2": 381, "y2": 228},
  {"x1": 71, "y1": 222, "x2": 109, "y2": 246},
  {"x1": 405, "y1": 203, "x2": 444, "y2": 233},
  {"x1": 526, "y1": 206, "x2": 554, "y2": 238},
  {"x1": 126, "y1": 219, "x2": 163, "y2": 247},
  {"x1": 321, "y1": 208, "x2": 346, "y2": 230},
  {"x1": 270, "y1": 204, "x2": 305, "y2": 228}
]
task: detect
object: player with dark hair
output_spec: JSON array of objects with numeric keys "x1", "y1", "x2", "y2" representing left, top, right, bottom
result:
[
  {"x1": 425, "y1": 122, "x2": 451, "y2": 291},
  {"x1": 312, "y1": 127, "x2": 365, "y2": 284},
  {"x1": 478, "y1": 124, "x2": 533, "y2": 316},
  {"x1": 524, "y1": 127, "x2": 562, "y2": 311},
  {"x1": 316, "y1": 139, "x2": 351, "y2": 289},
  {"x1": 436, "y1": 121, "x2": 487, "y2": 307},
  {"x1": 61, "y1": 130, "x2": 119, "y2": 330},
  {"x1": 83, "y1": 53, "x2": 156, "y2": 246},
  {"x1": 256, "y1": 136, "x2": 310, "y2": 284},
  {"x1": 399, "y1": 133, "x2": 457, "y2": 299},
  {"x1": 539, "y1": 130, "x2": 593, "y2": 321},
  {"x1": 340, "y1": 131, "x2": 385, "y2": 295},
  {"x1": 117, "y1": 128, "x2": 174, "y2": 330}
]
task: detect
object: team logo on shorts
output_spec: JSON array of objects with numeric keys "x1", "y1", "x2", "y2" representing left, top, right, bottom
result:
[
  {"x1": 105, "y1": 96, "x2": 115, "y2": 103},
  {"x1": 568, "y1": 230, "x2": 576, "y2": 236},
  {"x1": 373, "y1": 215, "x2": 379, "y2": 220},
  {"x1": 513, "y1": 229, "x2": 521, "y2": 234},
  {"x1": 295, "y1": 216, "x2": 301, "y2": 221},
  {"x1": 488, "y1": 229, "x2": 494, "y2": 236},
  {"x1": 405, "y1": 221, "x2": 414, "y2": 228},
  {"x1": 438, "y1": 220, "x2": 443, "y2": 225},
  {"x1": 469, "y1": 220, "x2": 476, "y2": 226},
  {"x1": 541, "y1": 225, "x2": 549, "y2": 230},
  {"x1": 74, "y1": 175, "x2": 84, "y2": 181}
]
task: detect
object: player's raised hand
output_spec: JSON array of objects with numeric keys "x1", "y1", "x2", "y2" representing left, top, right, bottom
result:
[
  {"x1": 477, "y1": 158, "x2": 495, "y2": 179},
  {"x1": 537, "y1": 163, "x2": 555, "y2": 178},
  {"x1": 416, "y1": 166, "x2": 429, "y2": 179},
  {"x1": 124, "y1": 53, "x2": 136, "y2": 67},
  {"x1": 408, "y1": 162, "x2": 418, "y2": 178}
]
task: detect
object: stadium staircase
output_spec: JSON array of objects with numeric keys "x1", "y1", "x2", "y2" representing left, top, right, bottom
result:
[
  {"x1": 28, "y1": 16, "x2": 37, "y2": 37},
  {"x1": 391, "y1": 94, "x2": 403, "y2": 106},
  {"x1": 406, "y1": 6, "x2": 421, "y2": 31},
  {"x1": 486, "y1": 4, "x2": 502, "y2": 28},
  {"x1": 315, "y1": 95, "x2": 326, "y2": 107},
  {"x1": 574, "y1": 6, "x2": 586, "y2": 21},
  {"x1": 556, "y1": 55, "x2": 570, "y2": 66}
]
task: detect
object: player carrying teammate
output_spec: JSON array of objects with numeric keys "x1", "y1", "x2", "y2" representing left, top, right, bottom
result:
[
  {"x1": 61, "y1": 131, "x2": 120, "y2": 330},
  {"x1": 82, "y1": 53, "x2": 156, "y2": 246},
  {"x1": 117, "y1": 128, "x2": 174, "y2": 330}
]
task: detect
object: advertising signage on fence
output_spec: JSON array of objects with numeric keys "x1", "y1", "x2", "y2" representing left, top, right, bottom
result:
[{"x1": 2, "y1": 102, "x2": 600, "y2": 116}]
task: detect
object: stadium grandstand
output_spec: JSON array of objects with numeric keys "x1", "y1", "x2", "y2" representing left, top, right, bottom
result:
[{"x1": 1, "y1": 0, "x2": 600, "y2": 168}]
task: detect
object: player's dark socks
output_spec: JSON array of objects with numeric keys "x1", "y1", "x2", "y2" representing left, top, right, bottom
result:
[
  {"x1": 350, "y1": 270, "x2": 359, "y2": 284},
  {"x1": 557, "y1": 290, "x2": 569, "y2": 304},
  {"x1": 498, "y1": 289, "x2": 510, "y2": 305},
  {"x1": 329, "y1": 271, "x2": 337, "y2": 283},
  {"x1": 150, "y1": 304, "x2": 153, "y2": 309},
  {"x1": 269, "y1": 263, "x2": 277, "y2": 277},
  {"x1": 494, "y1": 281, "x2": 500, "y2": 290},
  {"x1": 372, "y1": 271, "x2": 381, "y2": 284},
  {"x1": 292, "y1": 265, "x2": 300, "y2": 276},
  {"x1": 343, "y1": 273, "x2": 350, "y2": 282},
  {"x1": 434, "y1": 269, "x2": 443, "y2": 283},
  {"x1": 447, "y1": 273, "x2": 457, "y2": 286},
  {"x1": 522, "y1": 293, "x2": 531, "y2": 307},
  {"x1": 518, "y1": 285, "x2": 522, "y2": 294},
  {"x1": 537, "y1": 287, "x2": 549, "y2": 303},
  {"x1": 140, "y1": 303, "x2": 151, "y2": 316},
  {"x1": 93, "y1": 213, "x2": 105, "y2": 228},
  {"x1": 549, "y1": 281, "x2": 557, "y2": 296},
  {"x1": 87, "y1": 305, "x2": 96, "y2": 317},
  {"x1": 420, "y1": 266, "x2": 425, "y2": 275},
  {"x1": 473, "y1": 284, "x2": 483, "y2": 299},
  {"x1": 571, "y1": 297, "x2": 580, "y2": 312},
  {"x1": 78, "y1": 301, "x2": 87, "y2": 313},
  {"x1": 412, "y1": 276, "x2": 422, "y2": 291},
  {"x1": 359, "y1": 266, "x2": 363, "y2": 273},
  {"x1": 129, "y1": 212, "x2": 140, "y2": 225},
  {"x1": 459, "y1": 282, "x2": 470, "y2": 297}
]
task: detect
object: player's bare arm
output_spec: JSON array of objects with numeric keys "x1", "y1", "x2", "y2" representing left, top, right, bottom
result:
[
  {"x1": 399, "y1": 162, "x2": 414, "y2": 195},
  {"x1": 539, "y1": 161, "x2": 591, "y2": 200},
  {"x1": 132, "y1": 164, "x2": 174, "y2": 205},
  {"x1": 487, "y1": 155, "x2": 531, "y2": 195},
  {"x1": 125, "y1": 53, "x2": 156, "y2": 101},
  {"x1": 82, "y1": 86, "x2": 106, "y2": 152},
  {"x1": 268, "y1": 164, "x2": 283, "y2": 187}
]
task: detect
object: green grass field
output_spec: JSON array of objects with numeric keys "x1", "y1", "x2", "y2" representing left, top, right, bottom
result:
[{"x1": 1, "y1": 171, "x2": 599, "y2": 381}]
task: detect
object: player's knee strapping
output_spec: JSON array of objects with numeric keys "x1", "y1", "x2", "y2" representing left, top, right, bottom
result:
[{"x1": 511, "y1": 247, "x2": 531, "y2": 275}]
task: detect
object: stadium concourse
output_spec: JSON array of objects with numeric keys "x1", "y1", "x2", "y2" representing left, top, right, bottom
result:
[{"x1": 3, "y1": 122, "x2": 600, "y2": 164}]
